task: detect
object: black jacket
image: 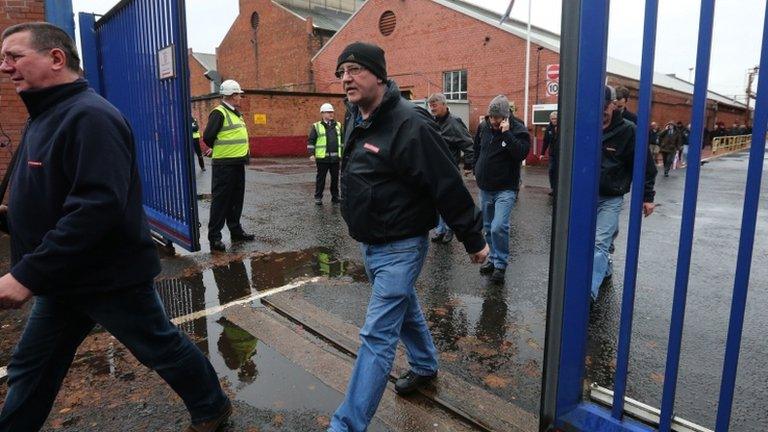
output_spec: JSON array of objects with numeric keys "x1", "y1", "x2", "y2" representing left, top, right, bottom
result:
[
  {"x1": 473, "y1": 116, "x2": 531, "y2": 191},
  {"x1": 600, "y1": 111, "x2": 657, "y2": 202},
  {"x1": 307, "y1": 120, "x2": 341, "y2": 162},
  {"x1": 621, "y1": 109, "x2": 638, "y2": 124},
  {"x1": 8, "y1": 80, "x2": 160, "y2": 295},
  {"x1": 340, "y1": 81, "x2": 485, "y2": 253},
  {"x1": 542, "y1": 121, "x2": 559, "y2": 158},
  {"x1": 434, "y1": 110, "x2": 474, "y2": 169}
]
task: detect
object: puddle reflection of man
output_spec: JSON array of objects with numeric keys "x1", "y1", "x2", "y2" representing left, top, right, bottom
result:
[
  {"x1": 329, "y1": 42, "x2": 489, "y2": 432},
  {"x1": 0, "y1": 23, "x2": 231, "y2": 432}
]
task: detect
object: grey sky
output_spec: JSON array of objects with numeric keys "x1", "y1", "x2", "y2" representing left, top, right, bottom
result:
[{"x1": 71, "y1": 0, "x2": 763, "y2": 100}]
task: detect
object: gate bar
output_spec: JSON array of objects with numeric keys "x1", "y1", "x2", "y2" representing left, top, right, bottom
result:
[
  {"x1": 714, "y1": 4, "x2": 768, "y2": 430},
  {"x1": 612, "y1": 0, "x2": 659, "y2": 419},
  {"x1": 658, "y1": 0, "x2": 717, "y2": 430}
]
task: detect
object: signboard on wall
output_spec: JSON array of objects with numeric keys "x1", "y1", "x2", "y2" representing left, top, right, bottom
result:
[
  {"x1": 254, "y1": 114, "x2": 267, "y2": 125},
  {"x1": 158, "y1": 45, "x2": 175, "y2": 79}
]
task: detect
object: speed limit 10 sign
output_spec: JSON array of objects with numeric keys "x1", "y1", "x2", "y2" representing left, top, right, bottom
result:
[{"x1": 546, "y1": 80, "x2": 559, "y2": 96}]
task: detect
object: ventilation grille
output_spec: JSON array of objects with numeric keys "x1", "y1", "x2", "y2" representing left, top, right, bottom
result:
[{"x1": 379, "y1": 11, "x2": 396, "y2": 36}]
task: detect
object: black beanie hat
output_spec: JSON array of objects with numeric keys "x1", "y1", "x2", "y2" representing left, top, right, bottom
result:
[{"x1": 337, "y1": 42, "x2": 387, "y2": 81}]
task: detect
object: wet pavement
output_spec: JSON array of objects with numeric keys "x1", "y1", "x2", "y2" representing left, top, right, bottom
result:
[{"x1": 0, "y1": 152, "x2": 766, "y2": 431}]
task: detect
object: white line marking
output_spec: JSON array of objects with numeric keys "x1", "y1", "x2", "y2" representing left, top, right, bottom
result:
[{"x1": 171, "y1": 276, "x2": 321, "y2": 326}]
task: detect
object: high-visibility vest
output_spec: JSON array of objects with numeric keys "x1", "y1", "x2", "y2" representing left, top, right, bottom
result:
[
  {"x1": 211, "y1": 105, "x2": 249, "y2": 159},
  {"x1": 313, "y1": 121, "x2": 342, "y2": 159},
  {"x1": 192, "y1": 129, "x2": 200, "y2": 139}
]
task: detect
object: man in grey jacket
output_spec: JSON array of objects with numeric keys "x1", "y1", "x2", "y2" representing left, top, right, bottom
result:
[{"x1": 427, "y1": 92, "x2": 474, "y2": 244}]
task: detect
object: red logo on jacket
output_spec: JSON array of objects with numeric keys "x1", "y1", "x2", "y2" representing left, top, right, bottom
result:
[
  {"x1": 363, "y1": 143, "x2": 380, "y2": 154},
  {"x1": 27, "y1": 161, "x2": 43, "y2": 168}
]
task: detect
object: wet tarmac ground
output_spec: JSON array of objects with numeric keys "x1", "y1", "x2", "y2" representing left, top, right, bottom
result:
[{"x1": 0, "y1": 152, "x2": 766, "y2": 431}]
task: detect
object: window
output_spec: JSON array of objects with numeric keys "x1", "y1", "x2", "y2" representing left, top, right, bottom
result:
[{"x1": 443, "y1": 70, "x2": 467, "y2": 100}]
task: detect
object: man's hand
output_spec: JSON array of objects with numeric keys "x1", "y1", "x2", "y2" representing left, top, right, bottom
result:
[
  {"x1": 500, "y1": 119, "x2": 510, "y2": 132},
  {"x1": 310, "y1": 156, "x2": 316, "y2": 161},
  {"x1": 0, "y1": 273, "x2": 33, "y2": 310},
  {"x1": 463, "y1": 169, "x2": 473, "y2": 177},
  {"x1": 643, "y1": 202, "x2": 656, "y2": 217},
  {"x1": 470, "y1": 244, "x2": 490, "y2": 264},
  {"x1": 204, "y1": 148, "x2": 212, "y2": 157}
]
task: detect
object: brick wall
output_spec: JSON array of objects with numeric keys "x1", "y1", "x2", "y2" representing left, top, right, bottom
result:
[
  {"x1": 311, "y1": 0, "x2": 747, "y2": 156},
  {"x1": 188, "y1": 50, "x2": 213, "y2": 97},
  {"x1": 0, "y1": 0, "x2": 45, "y2": 178},
  {"x1": 191, "y1": 90, "x2": 345, "y2": 157},
  {"x1": 216, "y1": 0, "x2": 325, "y2": 92}
]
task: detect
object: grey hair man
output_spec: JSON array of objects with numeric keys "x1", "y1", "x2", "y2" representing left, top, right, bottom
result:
[{"x1": 426, "y1": 92, "x2": 474, "y2": 244}]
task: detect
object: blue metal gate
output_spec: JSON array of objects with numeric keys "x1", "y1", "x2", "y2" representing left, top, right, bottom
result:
[
  {"x1": 78, "y1": 0, "x2": 200, "y2": 251},
  {"x1": 541, "y1": 0, "x2": 766, "y2": 431}
]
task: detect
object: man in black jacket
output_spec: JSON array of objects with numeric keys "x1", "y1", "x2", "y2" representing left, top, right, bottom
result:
[
  {"x1": 329, "y1": 42, "x2": 489, "y2": 432},
  {"x1": 0, "y1": 23, "x2": 230, "y2": 432},
  {"x1": 615, "y1": 86, "x2": 638, "y2": 124},
  {"x1": 473, "y1": 95, "x2": 531, "y2": 284},
  {"x1": 591, "y1": 86, "x2": 657, "y2": 301},
  {"x1": 427, "y1": 92, "x2": 474, "y2": 244},
  {"x1": 541, "y1": 110, "x2": 559, "y2": 195}
]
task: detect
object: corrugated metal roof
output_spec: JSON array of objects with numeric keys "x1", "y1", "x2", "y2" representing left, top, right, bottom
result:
[
  {"x1": 435, "y1": 0, "x2": 747, "y2": 108},
  {"x1": 191, "y1": 52, "x2": 217, "y2": 72},
  {"x1": 279, "y1": 3, "x2": 354, "y2": 32}
]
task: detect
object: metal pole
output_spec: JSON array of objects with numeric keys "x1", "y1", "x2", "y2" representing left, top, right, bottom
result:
[
  {"x1": 536, "y1": 47, "x2": 542, "y2": 104},
  {"x1": 523, "y1": 0, "x2": 532, "y2": 126}
]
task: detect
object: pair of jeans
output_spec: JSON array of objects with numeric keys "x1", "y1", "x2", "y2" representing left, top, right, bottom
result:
[
  {"x1": 434, "y1": 215, "x2": 451, "y2": 236},
  {"x1": 208, "y1": 163, "x2": 246, "y2": 241},
  {"x1": 329, "y1": 235, "x2": 438, "y2": 432},
  {"x1": 315, "y1": 161, "x2": 340, "y2": 200},
  {"x1": 0, "y1": 282, "x2": 228, "y2": 432},
  {"x1": 480, "y1": 189, "x2": 518, "y2": 269},
  {"x1": 590, "y1": 195, "x2": 624, "y2": 300}
]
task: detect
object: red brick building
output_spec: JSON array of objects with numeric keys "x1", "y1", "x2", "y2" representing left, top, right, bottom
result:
[
  {"x1": 188, "y1": 49, "x2": 217, "y2": 97},
  {"x1": 216, "y1": 0, "x2": 357, "y2": 92},
  {"x1": 0, "y1": 0, "x2": 46, "y2": 178},
  {"x1": 311, "y1": 0, "x2": 748, "y2": 155},
  {"x1": 191, "y1": 90, "x2": 345, "y2": 157}
]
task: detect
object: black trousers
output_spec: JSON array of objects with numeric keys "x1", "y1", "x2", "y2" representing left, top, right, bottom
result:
[
  {"x1": 662, "y1": 151, "x2": 675, "y2": 173},
  {"x1": 315, "y1": 161, "x2": 339, "y2": 200},
  {"x1": 208, "y1": 163, "x2": 246, "y2": 241}
]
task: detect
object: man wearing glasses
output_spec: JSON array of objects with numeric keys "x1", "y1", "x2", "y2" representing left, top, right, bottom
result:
[{"x1": 328, "y1": 41, "x2": 489, "y2": 432}]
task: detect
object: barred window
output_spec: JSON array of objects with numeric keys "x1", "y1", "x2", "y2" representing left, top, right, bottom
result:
[{"x1": 443, "y1": 70, "x2": 467, "y2": 100}]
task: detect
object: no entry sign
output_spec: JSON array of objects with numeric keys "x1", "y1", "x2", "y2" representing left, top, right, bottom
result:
[{"x1": 546, "y1": 64, "x2": 560, "y2": 81}]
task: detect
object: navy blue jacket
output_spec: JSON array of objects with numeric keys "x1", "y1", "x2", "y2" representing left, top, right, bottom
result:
[
  {"x1": 473, "y1": 116, "x2": 531, "y2": 191},
  {"x1": 8, "y1": 80, "x2": 160, "y2": 295}
]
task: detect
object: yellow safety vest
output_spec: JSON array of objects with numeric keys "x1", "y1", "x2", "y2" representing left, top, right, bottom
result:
[
  {"x1": 192, "y1": 129, "x2": 200, "y2": 139},
  {"x1": 313, "y1": 121, "x2": 342, "y2": 159},
  {"x1": 211, "y1": 105, "x2": 249, "y2": 159}
]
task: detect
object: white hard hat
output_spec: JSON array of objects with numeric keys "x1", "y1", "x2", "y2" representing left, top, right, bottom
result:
[
  {"x1": 320, "y1": 103, "x2": 334, "y2": 113},
  {"x1": 220, "y1": 80, "x2": 244, "y2": 96}
]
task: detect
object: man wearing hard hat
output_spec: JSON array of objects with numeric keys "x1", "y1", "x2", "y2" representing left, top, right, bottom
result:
[
  {"x1": 202, "y1": 79, "x2": 254, "y2": 252},
  {"x1": 307, "y1": 102, "x2": 342, "y2": 205}
]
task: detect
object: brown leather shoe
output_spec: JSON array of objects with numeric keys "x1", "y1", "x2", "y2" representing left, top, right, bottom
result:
[{"x1": 185, "y1": 400, "x2": 232, "y2": 432}]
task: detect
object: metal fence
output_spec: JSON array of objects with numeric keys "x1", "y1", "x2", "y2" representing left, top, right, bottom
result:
[
  {"x1": 711, "y1": 135, "x2": 752, "y2": 155},
  {"x1": 78, "y1": 0, "x2": 200, "y2": 251},
  {"x1": 541, "y1": 0, "x2": 766, "y2": 431}
]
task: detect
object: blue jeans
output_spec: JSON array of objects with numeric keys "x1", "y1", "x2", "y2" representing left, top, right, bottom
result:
[
  {"x1": 0, "y1": 282, "x2": 228, "y2": 432},
  {"x1": 591, "y1": 195, "x2": 624, "y2": 300},
  {"x1": 434, "y1": 215, "x2": 451, "y2": 235},
  {"x1": 330, "y1": 235, "x2": 438, "y2": 432},
  {"x1": 480, "y1": 189, "x2": 518, "y2": 269}
]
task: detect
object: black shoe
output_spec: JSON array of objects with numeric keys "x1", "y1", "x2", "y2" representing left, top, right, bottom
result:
[
  {"x1": 231, "y1": 232, "x2": 255, "y2": 241},
  {"x1": 479, "y1": 262, "x2": 495, "y2": 275},
  {"x1": 315, "y1": 198, "x2": 323, "y2": 205},
  {"x1": 490, "y1": 267, "x2": 506, "y2": 284},
  {"x1": 185, "y1": 398, "x2": 232, "y2": 432},
  {"x1": 440, "y1": 231, "x2": 454, "y2": 243},
  {"x1": 664, "y1": 170, "x2": 669, "y2": 177},
  {"x1": 210, "y1": 240, "x2": 226, "y2": 252},
  {"x1": 431, "y1": 232, "x2": 445, "y2": 243},
  {"x1": 394, "y1": 370, "x2": 438, "y2": 395}
]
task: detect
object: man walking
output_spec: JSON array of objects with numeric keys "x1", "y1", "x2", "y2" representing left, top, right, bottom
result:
[
  {"x1": 658, "y1": 121, "x2": 682, "y2": 177},
  {"x1": 308, "y1": 102, "x2": 342, "y2": 205},
  {"x1": 0, "y1": 23, "x2": 231, "y2": 432},
  {"x1": 329, "y1": 41, "x2": 489, "y2": 432},
  {"x1": 473, "y1": 95, "x2": 531, "y2": 284},
  {"x1": 541, "y1": 110, "x2": 559, "y2": 196},
  {"x1": 427, "y1": 92, "x2": 474, "y2": 244},
  {"x1": 203, "y1": 79, "x2": 254, "y2": 252},
  {"x1": 591, "y1": 86, "x2": 657, "y2": 301}
]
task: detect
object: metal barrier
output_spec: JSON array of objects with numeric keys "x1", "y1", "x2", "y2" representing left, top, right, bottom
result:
[
  {"x1": 540, "y1": 0, "x2": 767, "y2": 431},
  {"x1": 78, "y1": 0, "x2": 200, "y2": 251},
  {"x1": 711, "y1": 135, "x2": 752, "y2": 154}
]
